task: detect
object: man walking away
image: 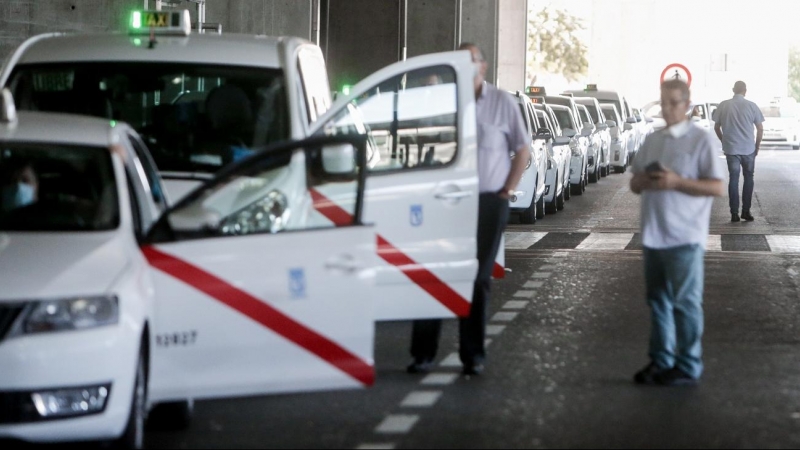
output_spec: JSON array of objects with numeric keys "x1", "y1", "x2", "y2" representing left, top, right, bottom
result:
[
  {"x1": 714, "y1": 81, "x2": 764, "y2": 222},
  {"x1": 407, "y1": 43, "x2": 531, "y2": 377},
  {"x1": 630, "y1": 79, "x2": 725, "y2": 386}
]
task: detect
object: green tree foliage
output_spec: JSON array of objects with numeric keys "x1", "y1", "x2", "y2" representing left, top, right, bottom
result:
[
  {"x1": 528, "y1": 6, "x2": 589, "y2": 83},
  {"x1": 789, "y1": 46, "x2": 800, "y2": 102}
]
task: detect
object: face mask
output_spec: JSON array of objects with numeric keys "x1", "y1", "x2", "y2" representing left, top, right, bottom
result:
[{"x1": 1, "y1": 183, "x2": 35, "y2": 211}]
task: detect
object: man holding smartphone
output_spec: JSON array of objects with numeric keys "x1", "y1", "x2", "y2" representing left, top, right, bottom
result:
[{"x1": 630, "y1": 79, "x2": 726, "y2": 386}]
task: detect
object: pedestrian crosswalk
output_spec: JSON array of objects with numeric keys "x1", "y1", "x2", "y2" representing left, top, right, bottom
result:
[{"x1": 505, "y1": 231, "x2": 800, "y2": 253}]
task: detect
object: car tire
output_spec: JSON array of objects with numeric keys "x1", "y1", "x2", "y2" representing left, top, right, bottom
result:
[
  {"x1": 564, "y1": 181, "x2": 571, "y2": 201},
  {"x1": 536, "y1": 194, "x2": 546, "y2": 220},
  {"x1": 589, "y1": 165, "x2": 598, "y2": 183},
  {"x1": 556, "y1": 183, "x2": 566, "y2": 211},
  {"x1": 147, "y1": 400, "x2": 194, "y2": 431},
  {"x1": 545, "y1": 179, "x2": 558, "y2": 214},
  {"x1": 571, "y1": 180, "x2": 584, "y2": 196},
  {"x1": 519, "y1": 200, "x2": 537, "y2": 224},
  {"x1": 114, "y1": 346, "x2": 148, "y2": 449},
  {"x1": 794, "y1": 145, "x2": 800, "y2": 150},
  {"x1": 615, "y1": 165, "x2": 626, "y2": 174}
]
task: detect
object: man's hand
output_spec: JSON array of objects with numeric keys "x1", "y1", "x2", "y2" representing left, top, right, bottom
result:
[
  {"x1": 648, "y1": 169, "x2": 682, "y2": 191},
  {"x1": 497, "y1": 188, "x2": 513, "y2": 200}
]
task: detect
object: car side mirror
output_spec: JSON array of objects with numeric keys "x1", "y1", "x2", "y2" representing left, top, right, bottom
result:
[
  {"x1": 646, "y1": 117, "x2": 654, "y2": 123},
  {"x1": 535, "y1": 128, "x2": 553, "y2": 141},
  {"x1": 606, "y1": 120, "x2": 617, "y2": 128},
  {"x1": 322, "y1": 143, "x2": 357, "y2": 175},
  {"x1": 623, "y1": 123, "x2": 634, "y2": 131},
  {"x1": 562, "y1": 128, "x2": 578, "y2": 138},
  {"x1": 596, "y1": 123, "x2": 608, "y2": 130},
  {"x1": 626, "y1": 117, "x2": 637, "y2": 124}
]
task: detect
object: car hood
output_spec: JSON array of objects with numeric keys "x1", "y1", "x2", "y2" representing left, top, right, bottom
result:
[{"x1": 0, "y1": 231, "x2": 130, "y2": 302}]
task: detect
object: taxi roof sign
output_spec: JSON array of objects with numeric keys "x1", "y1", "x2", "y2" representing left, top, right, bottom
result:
[
  {"x1": 129, "y1": 10, "x2": 191, "y2": 36},
  {"x1": 586, "y1": 84, "x2": 598, "y2": 91},
  {"x1": 529, "y1": 96, "x2": 546, "y2": 104},
  {"x1": 526, "y1": 86, "x2": 547, "y2": 96}
]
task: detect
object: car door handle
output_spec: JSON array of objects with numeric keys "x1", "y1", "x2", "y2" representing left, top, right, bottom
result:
[
  {"x1": 435, "y1": 191, "x2": 472, "y2": 200},
  {"x1": 324, "y1": 255, "x2": 362, "y2": 274}
]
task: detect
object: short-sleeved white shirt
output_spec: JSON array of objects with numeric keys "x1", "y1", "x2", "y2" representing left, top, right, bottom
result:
[
  {"x1": 632, "y1": 121, "x2": 726, "y2": 250},
  {"x1": 475, "y1": 83, "x2": 530, "y2": 193}
]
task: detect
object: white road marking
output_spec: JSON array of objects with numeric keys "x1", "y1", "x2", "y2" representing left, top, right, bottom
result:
[
  {"x1": 524, "y1": 281, "x2": 544, "y2": 288},
  {"x1": 439, "y1": 353, "x2": 461, "y2": 367},
  {"x1": 504, "y1": 231, "x2": 549, "y2": 249},
  {"x1": 357, "y1": 444, "x2": 396, "y2": 450},
  {"x1": 400, "y1": 391, "x2": 443, "y2": 408},
  {"x1": 503, "y1": 300, "x2": 529, "y2": 309},
  {"x1": 538, "y1": 265, "x2": 557, "y2": 271},
  {"x1": 766, "y1": 235, "x2": 800, "y2": 253},
  {"x1": 421, "y1": 373, "x2": 459, "y2": 386},
  {"x1": 789, "y1": 268, "x2": 798, "y2": 277},
  {"x1": 486, "y1": 325, "x2": 506, "y2": 336},
  {"x1": 375, "y1": 415, "x2": 419, "y2": 434},
  {"x1": 553, "y1": 252, "x2": 569, "y2": 257},
  {"x1": 532, "y1": 272, "x2": 552, "y2": 279},
  {"x1": 485, "y1": 338, "x2": 493, "y2": 348},
  {"x1": 576, "y1": 233, "x2": 635, "y2": 251},
  {"x1": 706, "y1": 235, "x2": 722, "y2": 252},
  {"x1": 491, "y1": 312, "x2": 518, "y2": 322},
  {"x1": 514, "y1": 290, "x2": 535, "y2": 298}
]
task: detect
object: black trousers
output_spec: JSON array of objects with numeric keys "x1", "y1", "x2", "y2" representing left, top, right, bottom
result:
[{"x1": 410, "y1": 193, "x2": 510, "y2": 366}]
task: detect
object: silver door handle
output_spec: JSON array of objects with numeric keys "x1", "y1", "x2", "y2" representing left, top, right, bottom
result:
[
  {"x1": 324, "y1": 256, "x2": 362, "y2": 274},
  {"x1": 435, "y1": 191, "x2": 473, "y2": 200}
]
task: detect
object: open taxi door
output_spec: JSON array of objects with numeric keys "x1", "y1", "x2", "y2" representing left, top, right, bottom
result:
[
  {"x1": 142, "y1": 136, "x2": 376, "y2": 403},
  {"x1": 309, "y1": 51, "x2": 479, "y2": 321}
]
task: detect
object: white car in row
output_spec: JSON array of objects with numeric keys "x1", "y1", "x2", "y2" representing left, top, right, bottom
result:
[
  {"x1": 574, "y1": 97, "x2": 612, "y2": 177},
  {"x1": 509, "y1": 92, "x2": 547, "y2": 224},
  {"x1": 533, "y1": 102, "x2": 572, "y2": 208}
]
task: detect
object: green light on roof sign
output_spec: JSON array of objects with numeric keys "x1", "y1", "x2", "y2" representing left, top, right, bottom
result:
[
  {"x1": 131, "y1": 11, "x2": 143, "y2": 30},
  {"x1": 342, "y1": 85, "x2": 352, "y2": 96}
]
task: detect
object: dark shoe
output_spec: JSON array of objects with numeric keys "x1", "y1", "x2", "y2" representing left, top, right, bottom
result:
[
  {"x1": 654, "y1": 367, "x2": 700, "y2": 387},
  {"x1": 731, "y1": 213, "x2": 741, "y2": 223},
  {"x1": 407, "y1": 359, "x2": 434, "y2": 374},
  {"x1": 742, "y1": 211, "x2": 755, "y2": 222},
  {"x1": 634, "y1": 362, "x2": 668, "y2": 385},
  {"x1": 462, "y1": 363, "x2": 484, "y2": 377}
]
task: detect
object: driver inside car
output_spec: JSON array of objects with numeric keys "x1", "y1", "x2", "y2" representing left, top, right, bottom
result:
[{"x1": 1, "y1": 160, "x2": 39, "y2": 212}]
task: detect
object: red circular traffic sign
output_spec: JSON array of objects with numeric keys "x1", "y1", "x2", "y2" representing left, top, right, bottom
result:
[{"x1": 661, "y1": 63, "x2": 692, "y2": 87}]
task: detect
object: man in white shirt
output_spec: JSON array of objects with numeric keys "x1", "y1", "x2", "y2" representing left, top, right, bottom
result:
[{"x1": 630, "y1": 79, "x2": 726, "y2": 386}]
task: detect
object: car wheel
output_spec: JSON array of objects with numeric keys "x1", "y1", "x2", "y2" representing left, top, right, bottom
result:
[
  {"x1": 571, "y1": 180, "x2": 584, "y2": 196},
  {"x1": 564, "y1": 181, "x2": 571, "y2": 200},
  {"x1": 545, "y1": 179, "x2": 558, "y2": 214},
  {"x1": 519, "y1": 200, "x2": 536, "y2": 224},
  {"x1": 794, "y1": 145, "x2": 800, "y2": 150},
  {"x1": 147, "y1": 400, "x2": 194, "y2": 431},
  {"x1": 536, "y1": 193, "x2": 546, "y2": 219},
  {"x1": 114, "y1": 347, "x2": 147, "y2": 449},
  {"x1": 556, "y1": 182, "x2": 566, "y2": 211}
]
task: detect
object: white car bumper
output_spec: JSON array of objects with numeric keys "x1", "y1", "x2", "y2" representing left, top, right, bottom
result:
[
  {"x1": 510, "y1": 167, "x2": 538, "y2": 210},
  {"x1": 609, "y1": 141, "x2": 626, "y2": 167},
  {"x1": 0, "y1": 325, "x2": 140, "y2": 443},
  {"x1": 569, "y1": 155, "x2": 584, "y2": 185}
]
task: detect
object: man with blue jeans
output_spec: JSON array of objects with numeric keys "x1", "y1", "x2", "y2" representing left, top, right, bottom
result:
[
  {"x1": 715, "y1": 81, "x2": 764, "y2": 222},
  {"x1": 630, "y1": 80, "x2": 725, "y2": 386}
]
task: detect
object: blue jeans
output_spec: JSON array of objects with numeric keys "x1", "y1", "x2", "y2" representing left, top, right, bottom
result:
[
  {"x1": 726, "y1": 153, "x2": 756, "y2": 214},
  {"x1": 644, "y1": 244, "x2": 705, "y2": 379}
]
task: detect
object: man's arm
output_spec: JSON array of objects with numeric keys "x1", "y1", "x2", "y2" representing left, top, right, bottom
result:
[
  {"x1": 755, "y1": 122, "x2": 764, "y2": 155},
  {"x1": 714, "y1": 122, "x2": 723, "y2": 142},
  {"x1": 499, "y1": 146, "x2": 531, "y2": 199},
  {"x1": 649, "y1": 170, "x2": 725, "y2": 197},
  {"x1": 630, "y1": 173, "x2": 651, "y2": 195}
]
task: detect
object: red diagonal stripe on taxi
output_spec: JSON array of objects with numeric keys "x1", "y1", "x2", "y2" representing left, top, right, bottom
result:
[
  {"x1": 142, "y1": 246, "x2": 374, "y2": 387},
  {"x1": 492, "y1": 263, "x2": 505, "y2": 279},
  {"x1": 309, "y1": 189, "x2": 472, "y2": 317},
  {"x1": 376, "y1": 235, "x2": 472, "y2": 317},
  {"x1": 310, "y1": 189, "x2": 352, "y2": 227}
]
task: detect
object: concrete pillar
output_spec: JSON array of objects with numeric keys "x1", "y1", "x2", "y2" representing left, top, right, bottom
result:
[
  {"x1": 461, "y1": 0, "x2": 499, "y2": 83},
  {"x1": 496, "y1": 0, "x2": 527, "y2": 91},
  {"x1": 406, "y1": 0, "x2": 458, "y2": 58}
]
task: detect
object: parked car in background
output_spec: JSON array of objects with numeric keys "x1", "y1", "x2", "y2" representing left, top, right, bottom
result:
[
  {"x1": 760, "y1": 98, "x2": 800, "y2": 150},
  {"x1": 509, "y1": 91, "x2": 548, "y2": 223},
  {"x1": 576, "y1": 104, "x2": 606, "y2": 181},
  {"x1": 574, "y1": 97, "x2": 612, "y2": 177},
  {"x1": 550, "y1": 104, "x2": 590, "y2": 195},
  {"x1": 533, "y1": 104, "x2": 571, "y2": 211}
]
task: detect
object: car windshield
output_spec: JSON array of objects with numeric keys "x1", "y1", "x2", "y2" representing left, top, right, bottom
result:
[
  {"x1": 601, "y1": 105, "x2": 620, "y2": 122},
  {"x1": 552, "y1": 107, "x2": 576, "y2": 130},
  {"x1": 582, "y1": 104, "x2": 601, "y2": 123},
  {"x1": 9, "y1": 63, "x2": 289, "y2": 175},
  {"x1": 518, "y1": 104, "x2": 531, "y2": 134},
  {"x1": 599, "y1": 100, "x2": 623, "y2": 118},
  {"x1": 0, "y1": 143, "x2": 119, "y2": 232}
]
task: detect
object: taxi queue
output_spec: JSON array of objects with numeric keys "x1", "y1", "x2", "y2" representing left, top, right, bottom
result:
[{"x1": 0, "y1": 9, "x2": 647, "y2": 448}]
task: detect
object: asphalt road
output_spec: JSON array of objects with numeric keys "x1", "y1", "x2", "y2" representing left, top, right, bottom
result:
[{"x1": 146, "y1": 146, "x2": 800, "y2": 449}]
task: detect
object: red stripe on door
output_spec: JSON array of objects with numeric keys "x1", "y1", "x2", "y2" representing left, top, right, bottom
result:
[
  {"x1": 310, "y1": 189, "x2": 472, "y2": 318},
  {"x1": 310, "y1": 189, "x2": 352, "y2": 227},
  {"x1": 142, "y1": 246, "x2": 374, "y2": 387},
  {"x1": 376, "y1": 235, "x2": 471, "y2": 317},
  {"x1": 492, "y1": 263, "x2": 505, "y2": 279}
]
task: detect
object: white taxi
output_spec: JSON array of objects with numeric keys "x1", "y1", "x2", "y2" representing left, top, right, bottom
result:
[
  {"x1": 600, "y1": 103, "x2": 629, "y2": 173},
  {"x1": 508, "y1": 91, "x2": 547, "y2": 224},
  {"x1": 0, "y1": 91, "x2": 380, "y2": 447},
  {"x1": 2, "y1": 9, "x2": 488, "y2": 321}
]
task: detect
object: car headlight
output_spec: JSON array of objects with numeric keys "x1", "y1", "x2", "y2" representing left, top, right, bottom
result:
[
  {"x1": 9, "y1": 296, "x2": 119, "y2": 337},
  {"x1": 525, "y1": 156, "x2": 532, "y2": 170},
  {"x1": 221, "y1": 190, "x2": 289, "y2": 235},
  {"x1": 569, "y1": 140, "x2": 582, "y2": 157}
]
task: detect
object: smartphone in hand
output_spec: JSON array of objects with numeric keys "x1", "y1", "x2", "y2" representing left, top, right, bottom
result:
[{"x1": 645, "y1": 161, "x2": 666, "y2": 174}]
